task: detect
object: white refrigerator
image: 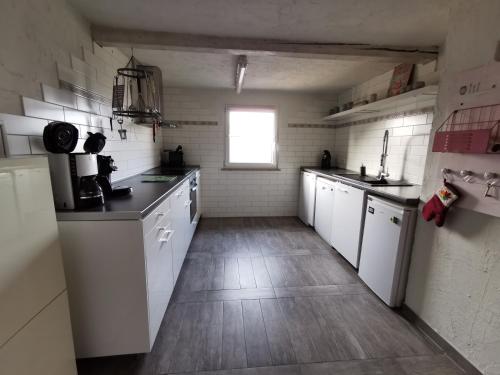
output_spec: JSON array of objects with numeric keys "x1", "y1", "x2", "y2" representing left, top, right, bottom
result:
[
  {"x1": 0, "y1": 157, "x2": 76, "y2": 374},
  {"x1": 358, "y1": 195, "x2": 417, "y2": 307}
]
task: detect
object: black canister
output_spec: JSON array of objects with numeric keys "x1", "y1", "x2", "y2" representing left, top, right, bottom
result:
[
  {"x1": 321, "y1": 150, "x2": 331, "y2": 169},
  {"x1": 360, "y1": 164, "x2": 366, "y2": 176}
]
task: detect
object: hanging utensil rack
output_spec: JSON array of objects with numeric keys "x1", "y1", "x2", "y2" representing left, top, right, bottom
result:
[{"x1": 432, "y1": 103, "x2": 500, "y2": 153}]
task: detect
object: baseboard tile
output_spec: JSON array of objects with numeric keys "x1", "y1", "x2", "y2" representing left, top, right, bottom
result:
[{"x1": 400, "y1": 304, "x2": 482, "y2": 375}]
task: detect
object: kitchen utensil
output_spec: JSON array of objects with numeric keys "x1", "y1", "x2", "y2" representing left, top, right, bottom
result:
[{"x1": 43, "y1": 121, "x2": 79, "y2": 153}]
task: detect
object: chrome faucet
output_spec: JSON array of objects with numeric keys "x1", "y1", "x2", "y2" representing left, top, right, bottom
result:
[{"x1": 377, "y1": 130, "x2": 390, "y2": 181}]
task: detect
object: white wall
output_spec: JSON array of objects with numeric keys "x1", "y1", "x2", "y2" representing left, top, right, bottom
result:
[
  {"x1": 162, "y1": 88, "x2": 336, "y2": 217},
  {"x1": 0, "y1": 0, "x2": 161, "y2": 180},
  {"x1": 405, "y1": 1, "x2": 500, "y2": 374}
]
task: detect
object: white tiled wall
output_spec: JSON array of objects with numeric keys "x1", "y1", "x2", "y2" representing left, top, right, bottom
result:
[
  {"x1": 0, "y1": 0, "x2": 435, "y2": 216},
  {"x1": 331, "y1": 61, "x2": 437, "y2": 185},
  {"x1": 162, "y1": 66, "x2": 436, "y2": 217},
  {"x1": 0, "y1": 0, "x2": 161, "y2": 181},
  {"x1": 162, "y1": 88, "x2": 336, "y2": 217},
  {"x1": 334, "y1": 111, "x2": 434, "y2": 184}
]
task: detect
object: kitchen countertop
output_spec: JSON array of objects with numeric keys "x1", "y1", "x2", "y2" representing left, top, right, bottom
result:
[
  {"x1": 55, "y1": 166, "x2": 200, "y2": 221},
  {"x1": 302, "y1": 167, "x2": 422, "y2": 206}
]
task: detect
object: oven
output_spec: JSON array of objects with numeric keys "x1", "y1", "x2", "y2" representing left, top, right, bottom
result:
[{"x1": 189, "y1": 174, "x2": 198, "y2": 223}]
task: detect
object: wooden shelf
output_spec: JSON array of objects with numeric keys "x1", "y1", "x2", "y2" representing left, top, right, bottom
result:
[{"x1": 323, "y1": 85, "x2": 439, "y2": 122}]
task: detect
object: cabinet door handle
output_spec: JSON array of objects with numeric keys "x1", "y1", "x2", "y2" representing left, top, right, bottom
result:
[
  {"x1": 338, "y1": 188, "x2": 349, "y2": 193},
  {"x1": 159, "y1": 229, "x2": 175, "y2": 243}
]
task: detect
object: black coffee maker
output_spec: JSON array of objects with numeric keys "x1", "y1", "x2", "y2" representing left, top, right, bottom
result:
[
  {"x1": 321, "y1": 150, "x2": 332, "y2": 169},
  {"x1": 96, "y1": 155, "x2": 133, "y2": 198}
]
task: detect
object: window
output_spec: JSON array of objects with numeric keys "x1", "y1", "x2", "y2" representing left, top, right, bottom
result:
[{"x1": 225, "y1": 106, "x2": 278, "y2": 169}]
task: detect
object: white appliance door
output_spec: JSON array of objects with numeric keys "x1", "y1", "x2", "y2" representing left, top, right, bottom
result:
[
  {"x1": 0, "y1": 157, "x2": 76, "y2": 374},
  {"x1": 305, "y1": 173, "x2": 316, "y2": 225},
  {"x1": 0, "y1": 158, "x2": 67, "y2": 344},
  {"x1": 358, "y1": 196, "x2": 404, "y2": 307},
  {"x1": 314, "y1": 178, "x2": 335, "y2": 243},
  {"x1": 298, "y1": 172, "x2": 309, "y2": 224},
  {"x1": 330, "y1": 183, "x2": 365, "y2": 268}
]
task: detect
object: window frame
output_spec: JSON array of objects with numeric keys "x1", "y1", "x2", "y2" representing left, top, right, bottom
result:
[{"x1": 224, "y1": 105, "x2": 279, "y2": 170}]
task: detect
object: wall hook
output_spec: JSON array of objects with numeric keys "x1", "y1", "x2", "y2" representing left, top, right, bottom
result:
[
  {"x1": 484, "y1": 179, "x2": 498, "y2": 198},
  {"x1": 484, "y1": 172, "x2": 497, "y2": 180},
  {"x1": 460, "y1": 170, "x2": 474, "y2": 183}
]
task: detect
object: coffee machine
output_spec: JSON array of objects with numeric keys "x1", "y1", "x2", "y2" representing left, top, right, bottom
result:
[
  {"x1": 48, "y1": 153, "x2": 104, "y2": 210},
  {"x1": 96, "y1": 155, "x2": 132, "y2": 198}
]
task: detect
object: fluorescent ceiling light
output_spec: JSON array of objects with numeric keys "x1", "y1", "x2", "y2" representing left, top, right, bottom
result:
[{"x1": 235, "y1": 55, "x2": 248, "y2": 94}]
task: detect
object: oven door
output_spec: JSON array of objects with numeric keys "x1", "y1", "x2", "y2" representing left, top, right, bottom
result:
[{"x1": 189, "y1": 179, "x2": 197, "y2": 223}]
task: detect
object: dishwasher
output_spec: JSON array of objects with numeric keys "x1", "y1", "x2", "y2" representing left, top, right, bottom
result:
[{"x1": 358, "y1": 195, "x2": 417, "y2": 307}]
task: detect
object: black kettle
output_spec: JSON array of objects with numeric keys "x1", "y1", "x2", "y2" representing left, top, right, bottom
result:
[{"x1": 321, "y1": 150, "x2": 332, "y2": 169}]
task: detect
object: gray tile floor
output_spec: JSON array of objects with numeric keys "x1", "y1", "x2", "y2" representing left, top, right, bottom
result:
[{"x1": 77, "y1": 217, "x2": 464, "y2": 375}]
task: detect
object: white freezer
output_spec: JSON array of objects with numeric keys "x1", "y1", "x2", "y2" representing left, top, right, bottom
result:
[{"x1": 358, "y1": 195, "x2": 417, "y2": 307}]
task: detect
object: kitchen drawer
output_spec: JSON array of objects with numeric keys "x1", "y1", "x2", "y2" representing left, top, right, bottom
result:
[
  {"x1": 142, "y1": 196, "x2": 171, "y2": 236},
  {"x1": 144, "y1": 214, "x2": 173, "y2": 253}
]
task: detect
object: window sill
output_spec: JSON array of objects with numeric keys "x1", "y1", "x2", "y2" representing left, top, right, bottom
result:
[{"x1": 221, "y1": 167, "x2": 281, "y2": 171}]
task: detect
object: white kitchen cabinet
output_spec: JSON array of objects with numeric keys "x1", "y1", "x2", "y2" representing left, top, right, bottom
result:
[
  {"x1": 57, "y1": 175, "x2": 199, "y2": 358},
  {"x1": 330, "y1": 182, "x2": 366, "y2": 268},
  {"x1": 298, "y1": 171, "x2": 316, "y2": 225},
  {"x1": 144, "y1": 199, "x2": 175, "y2": 344},
  {"x1": 314, "y1": 177, "x2": 336, "y2": 243}
]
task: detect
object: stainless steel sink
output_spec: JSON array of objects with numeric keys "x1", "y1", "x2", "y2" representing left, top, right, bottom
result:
[{"x1": 336, "y1": 174, "x2": 413, "y2": 187}]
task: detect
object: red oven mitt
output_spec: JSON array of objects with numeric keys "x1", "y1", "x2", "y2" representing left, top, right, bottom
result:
[{"x1": 422, "y1": 182, "x2": 459, "y2": 227}]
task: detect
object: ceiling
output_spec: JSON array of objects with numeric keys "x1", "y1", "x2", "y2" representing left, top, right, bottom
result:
[
  {"x1": 69, "y1": 0, "x2": 453, "y2": 93},
  {"x1": 70, "y1": 0, "x2": 452, "y2": 46},
  {"x1": 130, "y1": 49, "x2": 398, "y2": 92}
]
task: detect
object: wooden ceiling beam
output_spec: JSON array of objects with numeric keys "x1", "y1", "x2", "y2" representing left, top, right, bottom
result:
[{"x1": 92, "y1": 26, "x2": 439, "y2": 64}]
